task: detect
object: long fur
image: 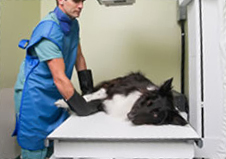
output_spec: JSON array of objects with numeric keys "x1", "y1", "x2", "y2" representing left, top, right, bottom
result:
[{"x1": 56, "y1": 72, "x2": 187, "y2": 126}]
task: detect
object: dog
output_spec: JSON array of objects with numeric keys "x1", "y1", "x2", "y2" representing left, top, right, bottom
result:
[{"x1": 55, "y1": 72, "x2": 187, "y2": 126}]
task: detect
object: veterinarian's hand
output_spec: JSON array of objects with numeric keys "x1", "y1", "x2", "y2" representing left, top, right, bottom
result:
[{"x1": 66, "y1": 90, "x2": 103, "y2": 116}]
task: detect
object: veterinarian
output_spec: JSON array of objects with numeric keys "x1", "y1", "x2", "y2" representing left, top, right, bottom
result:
[{"x1": 13, "y1": 0, "x2": 102, "y2": 158}]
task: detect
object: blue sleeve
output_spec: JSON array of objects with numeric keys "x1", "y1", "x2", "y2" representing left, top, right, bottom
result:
[{"x1": 34, "y1": 38, "x2": 63, "y2": 62}]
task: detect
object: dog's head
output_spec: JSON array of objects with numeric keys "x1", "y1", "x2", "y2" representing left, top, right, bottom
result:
[{"x1": 127, "y1": 78, "x2": 187, "y2": 126}]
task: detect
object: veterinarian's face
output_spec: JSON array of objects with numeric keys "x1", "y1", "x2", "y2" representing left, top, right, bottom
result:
[{"x1": 59, "y1": 0, "x2": 85, "y2": 18}]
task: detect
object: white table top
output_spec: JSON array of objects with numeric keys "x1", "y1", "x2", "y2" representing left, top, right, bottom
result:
[{"x1": 48, "y1": 112, "x2": 200, "y2": 141}]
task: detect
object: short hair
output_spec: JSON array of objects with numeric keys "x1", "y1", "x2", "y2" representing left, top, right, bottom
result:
[{"x1": 56, "y1": 0, "x2": 59, "y2": 6}]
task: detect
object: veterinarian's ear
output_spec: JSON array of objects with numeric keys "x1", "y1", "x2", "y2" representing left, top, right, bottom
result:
[
  {"x1": 159, "y1": 78, "x2": 173, "y2": 95},
  {"x1": 171, "y1": 111, "x2": 187, "y2": 126}
]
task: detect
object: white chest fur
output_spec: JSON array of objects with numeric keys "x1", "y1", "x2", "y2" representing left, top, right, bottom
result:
[
  {"x1": 103, "y1": 91, "x2": 141, "y2": 119},
  {"x1": 84, "y1": 89, "x2": 142, "y2": 119},
  {"x1": 55, "y1": 88, "x2": 141, "y2": 120}
]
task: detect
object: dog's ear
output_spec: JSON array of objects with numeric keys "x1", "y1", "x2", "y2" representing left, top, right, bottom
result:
[
  {"x1": 170, "y1": 111, "x2": 187, "y2": 126},
  {"x1": 159, "y1": 78, "x2": 173, "y2": 96}
]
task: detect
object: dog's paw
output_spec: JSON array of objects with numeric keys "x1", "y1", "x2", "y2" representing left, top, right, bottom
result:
[
  {"x1": 54, "y1": 99, "x2": 69, "y2": 108},
  {"x1": 83, "y1": 88, "x2": 107, "y2": 102}
]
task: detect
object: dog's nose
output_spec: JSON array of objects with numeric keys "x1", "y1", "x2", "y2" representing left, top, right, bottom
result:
[{"x1": 127, "y1": 112, "x2": 135, "y2": 120}]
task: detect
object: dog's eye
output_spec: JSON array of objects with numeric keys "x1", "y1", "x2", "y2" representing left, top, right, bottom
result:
[
  {"x1": 145, "y1": 99, "x2": 153, "y2": 107},
  {"x1": 147, "y1": 101, "x2": 152, "y2": 107},
  {"x1": 152, "y1": 112, "x2": 158, "y2": 118},
  {"x1": 150, "y1": 110, "x2": 159, "y2": 118}
]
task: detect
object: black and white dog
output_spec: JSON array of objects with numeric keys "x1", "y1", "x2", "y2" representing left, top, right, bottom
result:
[{"x1": 55, "y1": 72, "x2": 187, "y2": 126}]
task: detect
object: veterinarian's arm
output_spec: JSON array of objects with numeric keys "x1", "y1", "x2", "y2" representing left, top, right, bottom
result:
[
  {"x1": 75, "y1": 43, "x2": 87, "y2": 71},
  {"x1": 47, "y1": 58, "x2": 74, "y2": 100},
  {"x1": 75, "y1": 43, "x2": 94, "y2": 95},
  {"x1": 48, "y1": 58, "x2": 101, "y2": 116}
]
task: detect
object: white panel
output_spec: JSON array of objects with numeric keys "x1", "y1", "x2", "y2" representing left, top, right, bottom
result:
[
  {"x1": 201, "y1": 0, "x2": 226, "y2": 158},
  {"x1": 217, "y1": 0, "x2": 226, "y2": 158},
  {"x1": 195, "y1": 138, "x2": 221, "y2": 158},
  {"x1": 187, "y1": 0, "x2": 225, "y2": 158},
  {"x1": 54, "y1": 140, "x2": 195, "y2": 158},
  {"x1": 187, "y1": 0, "x2": 202, "y2": 135},
  {"x1": 97, "y1": 0, "x2": 135, "y2": 6},
  {"x1": 202, "y1": 0, "x2": 223, "y2": 138}
]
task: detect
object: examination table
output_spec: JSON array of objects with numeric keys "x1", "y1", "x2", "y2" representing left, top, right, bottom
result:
[{"x1": 48, "y1": 112, "x2": 200, "y2": 159}]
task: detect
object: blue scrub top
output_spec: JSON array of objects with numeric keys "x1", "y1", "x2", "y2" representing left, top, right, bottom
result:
[
  {"x1": 14, "y1": 7, "x2": 80, "y2": 150},
  {"x1": 14, "y1": 39, "x2": 63, "y2": 113}
]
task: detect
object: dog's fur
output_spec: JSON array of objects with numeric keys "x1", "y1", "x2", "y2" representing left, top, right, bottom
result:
[{"x1": 56, "y1": 72, "x2": 187, "y2": 126}]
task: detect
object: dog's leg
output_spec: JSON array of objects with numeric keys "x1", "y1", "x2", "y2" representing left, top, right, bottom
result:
[
  {"x1": 83, "y1": 88, "x2": 107, "y2": 102},
  {"x1": 55, "y1": 88, "x2": 107, "y2": 109}
]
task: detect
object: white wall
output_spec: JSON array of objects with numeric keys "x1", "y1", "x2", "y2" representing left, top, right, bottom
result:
[
  {"x1": 41, "y1": 0, "x2": 56, "y2": 19},
  {"x1": 41, "y1": 0, "x2": 182, "y2": 91}
]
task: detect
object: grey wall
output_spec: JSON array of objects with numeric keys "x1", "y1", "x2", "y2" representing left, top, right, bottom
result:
[
  {"x1": 0, "y1": 1, "x2": 40, "y2": 158},
  {"x1": 0, "y1": 88, "x2": 18, "y2": 158}
]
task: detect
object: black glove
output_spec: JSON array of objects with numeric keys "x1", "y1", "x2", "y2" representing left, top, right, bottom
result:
[
  {"x1": 66, "y1": 90, "x2": 102, "y2": 116},
  {"x1": 78, "y1": 69, "x2": 94, "y2": 95}
]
